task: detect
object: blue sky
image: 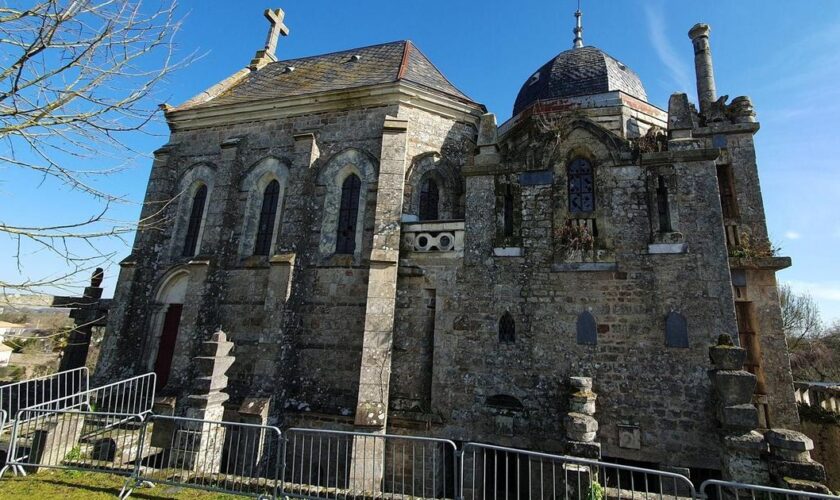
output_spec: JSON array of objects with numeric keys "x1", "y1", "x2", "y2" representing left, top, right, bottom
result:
[{"x1": 3, "y1": 0, "x2": 840, "y2": 323}]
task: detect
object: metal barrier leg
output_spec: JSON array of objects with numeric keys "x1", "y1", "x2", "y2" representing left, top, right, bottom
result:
[{"x1": 118, "y1": 479, "x2": 135, "y2": 500}]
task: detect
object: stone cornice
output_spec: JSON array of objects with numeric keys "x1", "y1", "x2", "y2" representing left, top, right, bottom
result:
[
  {"x1": 164, "y1": 82, "x2": 484, "y2": 132},
  {"x1": 694, "y1": 121, "x2": 761, "y2": 137},
  {"x1": 729, "y1": 256, "x2": 791, "y2": 271},
  {"x1": 641, "y1": 148, "x2": 720, "y2": 166}
]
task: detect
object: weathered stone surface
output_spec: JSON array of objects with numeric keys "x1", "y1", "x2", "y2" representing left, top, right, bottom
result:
[
  {"x1": 769, "y1": 460, "x2": 827, "y2": 484},
  {"x1": 709, "y1": 345, "x2": 747, "y2": 371},
  {"x1": 720, "y1": 403, "x2": 759, "y2": 430},
  {"x1": 766, "y1": 429, "x2": 814, "y2": 452},
  {"x1": 568, "y1": 377, "x2": 592, "y2": 391},
  {"x1": 711, "y1": 370, "x2": 757, "y2": 406},
  {"x1": 569, "y1": 394, "x2": 597, "y2": 415},
  {"x1": 564, "y1": 412, "x2": 598, "y2": 442}
]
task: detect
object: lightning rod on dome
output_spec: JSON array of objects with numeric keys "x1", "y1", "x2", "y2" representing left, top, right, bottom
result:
[{"x1": 573, "y1": 0, "x2": 584, "y2": 49}]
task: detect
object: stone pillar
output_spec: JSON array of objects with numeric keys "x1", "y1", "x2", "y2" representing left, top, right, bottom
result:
[
  {"x1": 57, "y1": 268, "x2": 108, "y2": 372},
  {"x1": 688, "y1": 23, "x2": 717, "y2": 115},
  {"x1": 29, "y1": 413, "x2": 85, "y2": 472},
  {"x1": 170, "y1": 330, "x2": 235, "y2": 472},
  {"x1": 766, "y1": 429, "x2": 832, "y2": 494},
  {"x1": 226, "y1": 397, "x2": 272, "y2": 477},
  {"x1": 708, "y1": 334, "x2": 769, "y2": 484},
  {"x1": 350, "y1": 116, "x2": 409, "y2": 493},
  {"x1": 563, "y1": 377, "x2": 601, "y2": 459},
  {"x1": 150, "y1": 396, "x2": 177, "y2": 449}
]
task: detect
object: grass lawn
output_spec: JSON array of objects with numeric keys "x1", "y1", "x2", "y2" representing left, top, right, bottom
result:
[{"x1": 0, "y1": 469, "x2": 242, "y2": 499}]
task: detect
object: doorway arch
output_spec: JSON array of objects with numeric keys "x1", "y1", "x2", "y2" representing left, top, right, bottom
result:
[{"x1": 147, "y1": 270, "x2": 189, "y2": 389}]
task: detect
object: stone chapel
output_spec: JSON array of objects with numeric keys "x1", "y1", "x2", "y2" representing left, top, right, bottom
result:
[{"x1": 96, "y1": 6, "x2": 801, "y2": 477}]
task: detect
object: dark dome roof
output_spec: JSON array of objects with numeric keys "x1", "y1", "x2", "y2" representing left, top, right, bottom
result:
[{"x1": 512, "y1": 46, "x2": 647, "y2": 116}]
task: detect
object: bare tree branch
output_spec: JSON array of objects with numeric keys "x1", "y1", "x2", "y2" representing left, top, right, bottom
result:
[{"x1": 0, "y1": 0, "x2": 195, "y2": 295}]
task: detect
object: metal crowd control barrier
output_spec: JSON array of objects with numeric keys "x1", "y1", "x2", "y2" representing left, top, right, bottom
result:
[
  {"x1": 85, "y1": 373, "x2": 157, "y2": 416},
  {"x1": 121, "y1": 414, "x2": 283, "y2": 499},
  {"x1": 0, "y1": 372, "x2": 156, "y2": 479},
  {"x1": 0, "y1": 367, "x2": 89, "y2": 431},
  {"x1": 283, "y1": 427, "x2": 458, "y2": 500},
  {"x1": 0, "y1": 408, "x2": 146, "y2": 479},
  {"x1": 461, "y1": 442, "x2": 698, "y2": 500},
  {"x1": 698, "y1": 479, "x2": 840, "y2": 500}
]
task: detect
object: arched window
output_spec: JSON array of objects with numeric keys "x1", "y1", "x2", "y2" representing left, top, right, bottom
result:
[
  {"x1": 182, "y1": 184, "x2": 207, "y2": 257},
  {"x1": 253, "y1": 180, "x2": 280, "y2": 256},
  {"x1": 657, "y1": 175, "x2": 672, "y2": 232},
  {"x1": 503, "y1": 184, "x2": 514, "y2": 237},
  {"x1": 336, "y1": 174, "x2": 361, "y2": 254},
  {"x1": 568, "y1": 158, "x2": 595, "y2": 213},
  {"x1": 576, "y1": 311, "x2": 597, "y2": 345},
  {"x1": 419, "y1": 177, "x2": 440, "y2": 221},
  {"x1": 499, "y1": 312, "x2": 515, "y2": 343}
]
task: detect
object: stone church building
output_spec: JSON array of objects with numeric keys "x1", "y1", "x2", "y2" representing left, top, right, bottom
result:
[{"x1": 96, "y1": 7, "x2": 800, "y2": 475}]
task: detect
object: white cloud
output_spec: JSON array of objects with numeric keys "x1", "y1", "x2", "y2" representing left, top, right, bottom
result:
[
  {"x1": 643, "y1": 2, "x2": 694, "y2": 95},
  {"x1": 784, "y1": 231, "x2": 801, "y2": 240}
]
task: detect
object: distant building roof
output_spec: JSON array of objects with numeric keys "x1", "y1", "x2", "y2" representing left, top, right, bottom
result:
[{"x1": 177, "y1": 40, "x2": 478, "y2": 111}]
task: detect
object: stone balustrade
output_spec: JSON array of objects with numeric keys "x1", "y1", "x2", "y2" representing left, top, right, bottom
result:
[
  {"x1": 401, "y1": 220, "x2": 464, "y2": 255},
  {"x1": 794, "y1": 382, "x2": 840, "y2": 414}
]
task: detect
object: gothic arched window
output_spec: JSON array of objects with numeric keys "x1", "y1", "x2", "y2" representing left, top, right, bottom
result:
[
  {"x1": 336, "y1": 174, "x2": 361, "y2": 254},
  {"x1": 499, "y1": 312, "x2": 515, "y2": 343},
  {"x1": 419, "y1": 177, "x2": 440, "y2": 221},
  {"x1": 568, "y1": 158, "x2": 595, "y2": 213},
  {"x1": 182, "y1": 184, "x2": 207, "y2": 257},
  {"x1": 254, "y1": 179, "x2": 280, "y2": 256}
]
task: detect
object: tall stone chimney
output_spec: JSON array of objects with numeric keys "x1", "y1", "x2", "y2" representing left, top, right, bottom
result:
[{"x1": 688, "y1": 23, "x2": 717, "y2": 115}]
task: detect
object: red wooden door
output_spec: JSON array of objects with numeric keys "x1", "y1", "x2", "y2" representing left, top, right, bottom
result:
[{"x1": 154, "y1": 304, "x2": 183, "y2": 389}]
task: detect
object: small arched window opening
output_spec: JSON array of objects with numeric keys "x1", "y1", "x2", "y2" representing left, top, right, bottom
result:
[
  {"x1": 254, "y1": 179, "x2": 280, "y2": 256},
  {"x1": 503, "y1": 184, "x2": 514, "y2": 237},
  {"x1": 182, "y1": 184, "x2": 207, "y2": 257},
  {"x1": 568, "y1": 158, "x2": 595, "y2": 213},
  {"x1": 336, "y1": 174, "x2": 362, "y2": 254},
  {"x1": 665, "y1": 311, "x2": 689, "y2": 348},
  {"x1": 419, "y1": 177, "x2": 440, "y2": 221},
  {"x1": 657, "y1": 175, "x2": 672, "y2": 233},
  {"x1": 576, "y1": 311, "x2": 597, "y2": 346},
  {"x1": 486, "y1": 394, "x2": 524, "y2": 410},
  {"x1": 499, "y1": 312, "x2": 515, "y2": 343}
]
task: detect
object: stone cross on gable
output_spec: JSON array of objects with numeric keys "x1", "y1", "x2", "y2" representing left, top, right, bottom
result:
[
  {"x1": 250, "y1": 8, "x2": 290, "y2": 70},
  {"x1": 262, "y1": 8, "x2": 289, "y2": 61}
]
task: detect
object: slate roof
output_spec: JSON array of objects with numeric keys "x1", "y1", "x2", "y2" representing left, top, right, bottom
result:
[
  {"x1": 184, "y1": 40, "x2": 477, "y2": 110},
  {"x1": 512, "y1": 46, "x2": 647, "y2": 116}
]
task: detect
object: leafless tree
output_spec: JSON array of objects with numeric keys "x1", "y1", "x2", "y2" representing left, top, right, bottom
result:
[
  {"x1": 0, "y1": 0, "x2": 191, "y2": 295},
  {"x1": 779, "y1": 283, "x2": 823, "y2": 351}
]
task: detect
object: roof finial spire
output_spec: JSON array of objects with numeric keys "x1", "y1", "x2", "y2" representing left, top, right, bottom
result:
[{"x1": 573, "y1": 0, "x2": 584, "y2": 49}]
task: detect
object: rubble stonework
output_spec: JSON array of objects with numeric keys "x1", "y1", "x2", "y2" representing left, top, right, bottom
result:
[
  {"x1": 95, "y1": 7, "x2": 802, "y2": 477},
  {"x1": 563, "y1": 377, "x2": 601, "y2": 459},
  {"x1": 708, "y1": 336, "x2": 832, "y2": 493}
]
